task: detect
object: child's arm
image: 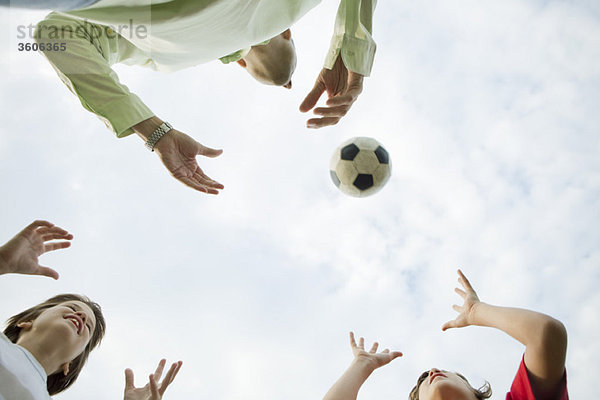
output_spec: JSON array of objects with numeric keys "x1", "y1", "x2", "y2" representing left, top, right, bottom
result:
[
  {"x1": 442, "y1": 269, "x2": 568, "y2": 399},
  {"x1": 323, "y1": 332, "x2": 402, "y2": 400},
  {"x1": 0, "y1": 220, "x2": 72, "y2": 280}
]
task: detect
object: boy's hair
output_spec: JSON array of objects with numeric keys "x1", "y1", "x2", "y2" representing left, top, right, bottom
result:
[
  {"x1": 409, "y1": 370, "x2": 492, "y2": 400},
  {"x1": 3, "y1": 294, "x2": 106, "y2": 395}
]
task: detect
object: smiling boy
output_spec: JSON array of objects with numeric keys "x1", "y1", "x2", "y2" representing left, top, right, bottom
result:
[{"x1": 0, "y1": 220, "x2": 181, "y2": 399}]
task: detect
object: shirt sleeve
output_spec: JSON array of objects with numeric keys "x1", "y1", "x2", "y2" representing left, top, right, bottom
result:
[
  {"x1": 34, "y1": 13, "x2": 154, "y2": 137},
  {"x1": 324, "y1": 0, "x2": 377, "y2": 77},
  {"x1": 219, "y1": 39, "x2": 271, "y2": 64},
  {"x1": 505, "y1": 354, "x2": 569, "y2": 400}
]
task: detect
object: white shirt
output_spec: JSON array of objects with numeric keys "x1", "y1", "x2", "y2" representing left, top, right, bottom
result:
[
  {"x1": 0, "y1": 332, "x2": 50, "y2": 400},
  {"x1": 35, "y1": 0, "x2": 377, "y2": 135},
  {"x1": 66, "y1": 0, "x2": 323, "y2": 72}
]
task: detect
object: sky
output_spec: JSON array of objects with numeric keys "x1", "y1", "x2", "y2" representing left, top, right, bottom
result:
[{"x1": 0, "y1": 0, "x2": 599, "y2": 399}]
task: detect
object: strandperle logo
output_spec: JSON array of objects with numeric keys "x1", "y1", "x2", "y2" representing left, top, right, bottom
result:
[{"x1": 16, "y1": 18, "x2": 149, "y2": 40}]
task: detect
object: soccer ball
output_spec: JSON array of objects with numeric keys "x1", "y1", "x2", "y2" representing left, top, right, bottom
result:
[{"x1": 329, "y1": 137, "x2": 391, "y2": 197}]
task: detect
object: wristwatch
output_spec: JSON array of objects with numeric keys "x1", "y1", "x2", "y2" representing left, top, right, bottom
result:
[{"x1": 145, "y1": 122, "x2": 173, "y2": 151}]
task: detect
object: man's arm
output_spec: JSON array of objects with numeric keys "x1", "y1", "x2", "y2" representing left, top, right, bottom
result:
[
  {"x1": 324, "y1": 0, "x2": 377, "y2": 77},
  {"x1": 322, "y1": 332, "x2": 402, "y2": 400},
  {"x1": 442, "y1": 270, "x2": 568, "y2": 399},
  {"x1": 35, "y1": 14, "x2": 224, "y2": 194},
  {"x1": 35, "y1": 13, "x2": 154, "y2": 137},
  {"x1": 300, "y1": 0, "x2": 377, "y2": 128}
]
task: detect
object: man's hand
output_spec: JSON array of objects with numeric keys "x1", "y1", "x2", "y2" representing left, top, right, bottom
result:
[
  {"x1": 441, "y1": 269, "x2": 482, "y2": 331},
  {"x1": 0, "y1": 220, "x2": 73, "y2": 280},
  {"x1": 299, "y1": 55, "x2": 364, "y2": 129},
  {"x1": 133, "y1": 117, "x2": 224, "y2": 194},
  {"x1": 154, "y1": 130, "x2": 224, "y2": 194},
  {"x1": 349, "y1": 331, "x2": 402, "y2": 371},
  {"x1": 124, "y1": 359, "x2": 183, "y2": 400}
]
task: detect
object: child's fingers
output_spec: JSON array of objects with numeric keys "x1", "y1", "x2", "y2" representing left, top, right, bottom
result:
[
  {"x1": 391, "y1": 351, "x2": 403, "y2": 359},
  {"x1": 38, "y1": 226, "x2": 70, "y2": 237},
  {"x1": 442, "y1": 320, "x2": 456, "y2": 331},
  {"x1": 170, "y1": 361, "x2": 183, "y2": 384},
  {"x1": 160, "y1": 362, "x2": 182, "y2": 394},
  {"x1": 369, "y1": 342, "x2": 379, "y2": 353},
  {"x1": 25, "y1": 220, "x2": 54, "y2": 232},
  {"x1": 349, "y1": 332, "x2": 357, "y2": 348},
  {"x1": 455, "y1": 287, "x2": 466, "y2": 298},
  {"x1": 149, "y1": 374, "x2": 160, "y2": 398},
  {"x1": 358, "y1": 337, "x2": 365, "y2": 349},
  {"x1": 44, "y1": 241, "x2": 71, "y2": 253},
  {"x1": 457, "y1": 269, "x2": 473, "y2": 290},
  {"x1": 168, "y1": 362, "x2": 182, "y2": 385},
  {"x1": 36, "y1": 265, "x2": 59, "y2": 280},
  {"x1": 153, "y1": 359, "x2": 166, "y2": 382},
  {"x1": 452, "y1": 304, "x2": 461, "y2": 313},
  {"x1": 41, "y1": 232, "x2": 72, "y2": 242},
  {"x1": 124, "y1": 368, "x2": 135, "y2": 389},
  {"x1": 162, "y1": 363, "x2": 177, "y2": 386}
]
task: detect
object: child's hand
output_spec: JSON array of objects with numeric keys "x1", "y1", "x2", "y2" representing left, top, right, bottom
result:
[
  {"x1": 124, "y1": 359, "x2": 182, "y2": 400},
  {"x1": 0, "y1": 220, "x2": 73, "y2": 280},
  {"x1": 349, "y1": 332, "x2": 402, "y2": 371},
  {"x1": 442, "y1": 269, "x2": 481, "y2": 331}
]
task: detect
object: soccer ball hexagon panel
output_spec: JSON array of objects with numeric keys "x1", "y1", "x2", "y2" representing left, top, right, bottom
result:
[{"x1": 330, "y1": 137, "x2": 391, "y2": 197}]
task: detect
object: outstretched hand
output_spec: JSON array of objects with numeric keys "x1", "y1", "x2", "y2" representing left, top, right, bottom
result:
[
  {"x1": 300, "y1": 55, "x2": 364, "y2": 129},
  {"x1": 124, "y1": 359, "x2": 183, "y2": 400},
  {"x1": 349, "y1": 332, "x2": 402, "y2": 370},
  {"x1": 154, "y1": 130, "x2": 224, "y2": 194},
  {"x1": 442, "y1": 269, "x2": 482, "y2": 331},
  {"x1": 0, "y1": 220, "x2": 72, "y2": 280}
]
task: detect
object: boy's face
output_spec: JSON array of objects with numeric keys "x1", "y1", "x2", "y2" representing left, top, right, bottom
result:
[
  {"x1": 417, "y1": 368, "x2": 477, "y2": 400},
  {"x1": 19, "y1": 301, "x2": 97, "y2": 370}
]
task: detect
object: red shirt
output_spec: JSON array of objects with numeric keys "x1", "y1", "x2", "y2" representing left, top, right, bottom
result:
[{"x1": 506, "y1": 355, "x2": 569, "y2": 400}]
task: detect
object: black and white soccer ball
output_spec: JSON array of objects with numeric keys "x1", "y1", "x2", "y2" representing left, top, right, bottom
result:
[{"x1": 329, "y1": 137, "x2": 391, "y2": 197}]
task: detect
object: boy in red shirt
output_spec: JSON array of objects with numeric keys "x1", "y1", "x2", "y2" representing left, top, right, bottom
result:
[{"x1": 322, "y1": 270, "x2": 568, "y2": 400}]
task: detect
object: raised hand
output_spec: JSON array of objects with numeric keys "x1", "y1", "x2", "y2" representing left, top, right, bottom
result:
[
  {"x1": 0, "y1": 220, "x2": 73, "y2": 280},
  {"x1": 349, "y1": 332, "x2": 402, "y2": 370},
  {"x1": 299, "y1": 55, "x2": 364, "y2": 129},
  {"x1": 124, "y1": 359, "x2": 183, "y2": 400},
  {"x1": 442, "y1": 269, "x2": 482, "y2": 331},
  {"x1": 154, "y1": 130, "x2": 224, "y2": 194}
]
